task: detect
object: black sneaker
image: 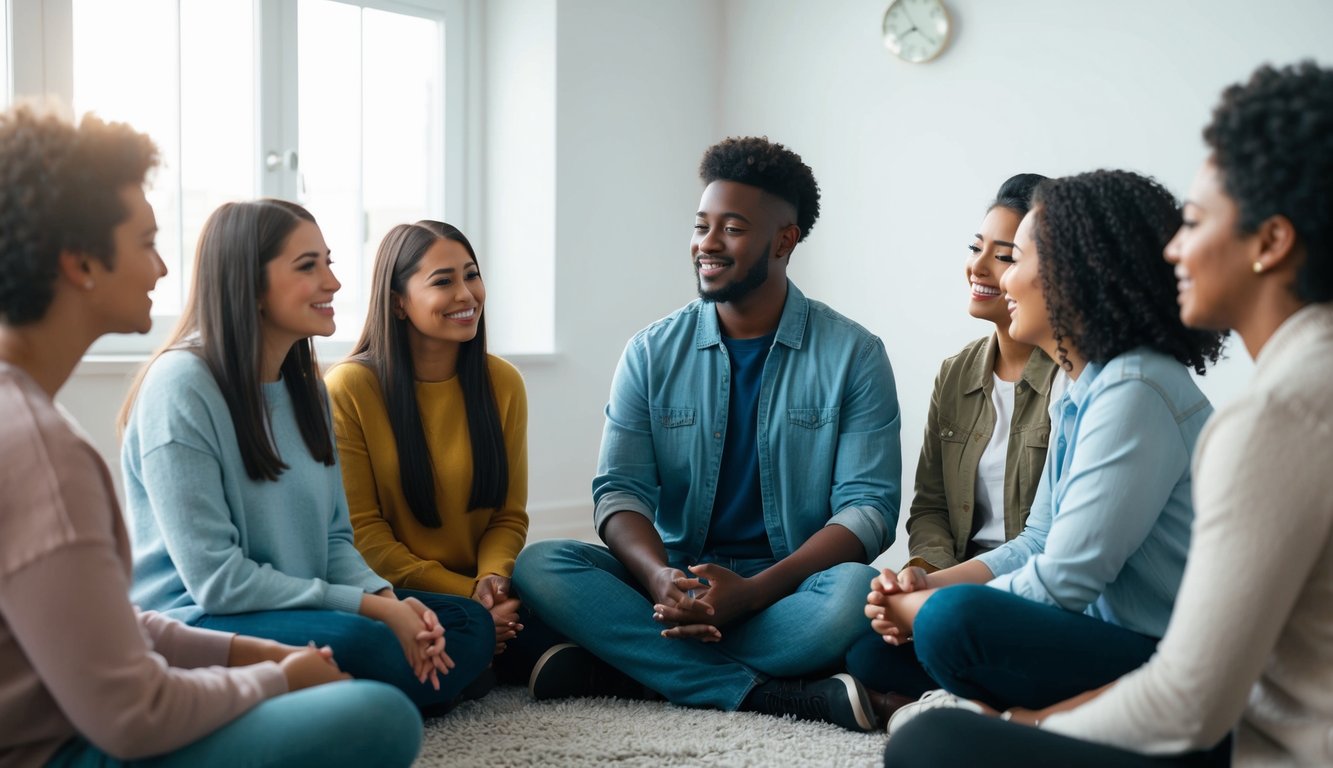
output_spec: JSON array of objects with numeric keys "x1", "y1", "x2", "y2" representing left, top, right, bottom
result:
[
  {"x1": 741, "y1": 673, "x2": 879, "y2": 732},
  {"x1": 528, "y1": 643, "x2": 660, "y2": 701}
]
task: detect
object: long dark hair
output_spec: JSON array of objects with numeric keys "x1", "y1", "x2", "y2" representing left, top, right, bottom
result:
[
  {"x1": 343, "y1": 220, "x2": 507, "y2": 527},
  {"x1": 120, "y1": 199, "x2": 335, "y2": 481}
]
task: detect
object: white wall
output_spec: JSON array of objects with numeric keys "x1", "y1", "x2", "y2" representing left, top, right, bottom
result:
[
  {"x1": 57, "y1": 0, "x2": 1333, "y2": 564},
  {"x1": 713, "y1": 0, "x2": 1333, "y2": 568}
]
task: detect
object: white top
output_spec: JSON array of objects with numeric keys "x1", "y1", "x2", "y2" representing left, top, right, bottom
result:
[
  {"x1": 971, "y1": 375, "x2": 1014, "y2": 549},
  {"x1": 1043, "y1": 304, "x2": 1333, "y2": 766}
]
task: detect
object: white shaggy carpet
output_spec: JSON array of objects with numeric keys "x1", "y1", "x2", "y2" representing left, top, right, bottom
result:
[{"x1": 417, "y1": 686, "x2": 887, "y2": 767}]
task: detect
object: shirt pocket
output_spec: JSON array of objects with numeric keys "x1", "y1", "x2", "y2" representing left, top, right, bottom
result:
[
  {"x1": 651, "y1": 406, "x2": 696, "y2": 429},
  {"x1": 650, "y1": 406, "x2": 697, "y2": 475},
  {"x1": 937, "y1": 418, "x2": 972, "y2": 494},
  {"x1": 787, "y1": 406, "x2": 840, "y2": 429}
]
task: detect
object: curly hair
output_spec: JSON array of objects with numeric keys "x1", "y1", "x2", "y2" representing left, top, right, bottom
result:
[
  {"x1": 0, "y1": 106, "x2": 159, "y2": 325},
  {"x1": 1204, "y1": 61, "x2": 1333, "y2": 303},
  {"x1": 1032, "y1": 170, "x2": 1225, "y2": 374},
  {"x1": 699, "y1": 136, "x2": 821, "y2": 242}
]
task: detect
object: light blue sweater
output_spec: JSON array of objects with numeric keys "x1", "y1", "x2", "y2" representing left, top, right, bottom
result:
[{"x1": 124, "y1": 350, "x2": 390, "y2": 623}]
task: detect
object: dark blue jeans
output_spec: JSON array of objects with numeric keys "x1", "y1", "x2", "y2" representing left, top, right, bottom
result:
[
  {"x1": 192, "y1": 589, "x2": 492, "y2": 709},
  {"x1": 844, "y1": 629, "x2": 939, "y2": 697},
  {"x1": 912, "y1": 584, "x2": 1161, "y2": 710},
  {"x1": 886, "y1": 710, "x2": 1231, "y2": 768}
]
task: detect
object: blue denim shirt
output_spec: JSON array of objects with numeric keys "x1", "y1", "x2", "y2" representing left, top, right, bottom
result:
[
  {"x1": 977, "y1": 347, "x2": 1212, "y2": 638},
  {"x1": 592, "y1": 281, "x2": 902, "y2": 562}
]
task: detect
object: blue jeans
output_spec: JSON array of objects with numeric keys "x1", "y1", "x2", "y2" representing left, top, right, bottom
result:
[
  {"x1": 913, "y1": 584, "x2": 1160, "y2": 710},
  {"x1": 192, "y1": 589, "x2": 492, "y2": 709},
  {"x1": 844, "y1": 629, "x2": 939, "y2": 698},
  {"x1": 47, "y1": 680, "x2": 421, "y2": 767},
  {"x1": 513, "y1": 539, "x2": 876, "y2": 710}
]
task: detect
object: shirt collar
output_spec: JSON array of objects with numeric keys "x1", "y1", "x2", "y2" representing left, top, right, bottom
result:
[
  {"x1": 962, "y1": 336, "x2": 1057, "y2": 396},
  {"x1": 696, "y1": 279, "x2": 808, "y2": 350}
]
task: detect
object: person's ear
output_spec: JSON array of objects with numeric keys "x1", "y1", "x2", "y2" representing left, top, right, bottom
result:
[
  {"x1": 57, "y1": 250, "x2": 97, "y2": 290},
  {"x1": 1252, "y1": 214, "x2": 1298, "y2": 275},
  {"x1": 391, "y1": 292, "x2": 407, "y2": 320},
  {"x1": 775, "y1": 223, "x2": 801, "y2": 259}
]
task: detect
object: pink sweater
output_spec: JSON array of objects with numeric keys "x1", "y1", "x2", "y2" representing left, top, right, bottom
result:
[{"x1": 0, "y1": 363, "x2": 286, "y2": 768}]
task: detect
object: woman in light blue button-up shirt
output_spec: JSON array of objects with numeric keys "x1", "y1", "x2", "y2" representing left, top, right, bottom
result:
[{"x1": 864, "y1": 170, "x2": 1226, "y2": 717}]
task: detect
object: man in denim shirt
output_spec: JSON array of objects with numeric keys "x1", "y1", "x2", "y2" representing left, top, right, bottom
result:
[{"x1": 515, "y1": 137, "x2": 901, "y2": 731}]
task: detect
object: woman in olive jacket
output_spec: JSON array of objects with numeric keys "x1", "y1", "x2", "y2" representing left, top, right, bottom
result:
[{"x1": 846, "y1": 174, "x2": 1059, "y2": 701}]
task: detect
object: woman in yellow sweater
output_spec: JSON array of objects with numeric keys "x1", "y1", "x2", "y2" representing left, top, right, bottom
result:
[{"x1": 326, "y1": 220, "x2": 536, "y2": 686}]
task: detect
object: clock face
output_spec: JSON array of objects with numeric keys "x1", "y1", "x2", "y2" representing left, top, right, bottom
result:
[{"x1": 882, "y1": 0, "x2": 951, "y2": 64}]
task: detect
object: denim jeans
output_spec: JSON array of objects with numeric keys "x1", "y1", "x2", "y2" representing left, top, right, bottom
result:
[
  {"x1": 47, "y1": 680, "x2": 421, "y2": 768},
  {"x1": 913, "y1": 584, "x2": 1160, "y2": 710},
  {"x1": 513, "y1": 539, "x2": 876, "y2": 710},
  {"x1": 844, "y1": 629, "x2": 939, "y2": 698},
  {"x1": 191, "y1": 589, "x2": 492, "y2": 709}
]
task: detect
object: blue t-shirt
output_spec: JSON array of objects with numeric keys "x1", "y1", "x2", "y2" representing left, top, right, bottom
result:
[{"x1": 704, "y1": 332, "x2": 776, "y2": 558}]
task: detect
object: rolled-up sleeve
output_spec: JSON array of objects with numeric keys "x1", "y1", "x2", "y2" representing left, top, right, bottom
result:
[
  {"x1": 827, "y1": 337, "x2": 902, "y2": 560},
  {"x1": 592, "y1": 337, "x2": 659, "y2": 535}
]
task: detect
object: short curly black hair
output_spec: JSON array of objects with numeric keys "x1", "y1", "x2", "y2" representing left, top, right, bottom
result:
[
  {"x1": 0, "y1": 106, "x2": 158, "y2": 325},
  {"x1": 699, "y1": 136, "x2": 821, "y2": 242},
  {"x1": 1204, "y1": 61, "x2": 1333, "y2": 303},
  {"x1": 1033, "y1": 170, "x2": 1225, "y2": 375}
]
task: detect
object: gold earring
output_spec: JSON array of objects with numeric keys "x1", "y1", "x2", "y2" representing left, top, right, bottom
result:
[{"x1": 1253, "y1": 261, "x2": 1265, "y2": 274}]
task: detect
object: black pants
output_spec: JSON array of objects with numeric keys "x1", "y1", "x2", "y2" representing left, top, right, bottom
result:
[{"x1": 884, "y1": 710, "x2": 1231, "y2": 768}]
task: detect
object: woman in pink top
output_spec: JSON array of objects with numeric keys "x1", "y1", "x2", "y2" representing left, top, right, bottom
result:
[{"x1": 0, "y1": 106, "x2": 421, "y2": 767}]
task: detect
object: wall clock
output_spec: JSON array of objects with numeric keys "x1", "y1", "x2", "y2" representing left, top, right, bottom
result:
[{"x1": 882, "y1": 0, "x2": 952, "y2": 64}]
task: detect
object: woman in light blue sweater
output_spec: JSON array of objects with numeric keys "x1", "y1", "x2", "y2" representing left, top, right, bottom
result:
[{"x1": 121, "y1": 199, "x2": 492, "y2": 713}]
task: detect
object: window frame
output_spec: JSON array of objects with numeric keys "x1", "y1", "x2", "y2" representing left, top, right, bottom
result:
[{"x1": 7, "y1": 0, "x2": 470, "y2": 359}]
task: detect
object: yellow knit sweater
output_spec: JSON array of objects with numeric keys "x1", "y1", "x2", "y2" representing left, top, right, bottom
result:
[{"x1": 325, "y1": 356, "x2": 528, "y2": 596}]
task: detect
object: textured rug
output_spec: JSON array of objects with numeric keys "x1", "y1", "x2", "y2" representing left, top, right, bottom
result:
[{"x1": 417, "y1": 686, "x2": 887, "y2": 767}]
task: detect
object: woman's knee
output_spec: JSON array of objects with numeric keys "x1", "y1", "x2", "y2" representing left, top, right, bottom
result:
[{"x1": 312, "y1": 681, "x2": 422, "y2": 767}]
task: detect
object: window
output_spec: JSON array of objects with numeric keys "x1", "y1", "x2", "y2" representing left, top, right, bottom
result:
[
  {"x1": 11, "y1": 0, "x2": 466, "y2": 355},
  {"x1": 1, "y1": 1, "x2": 9, "y2": 108}
]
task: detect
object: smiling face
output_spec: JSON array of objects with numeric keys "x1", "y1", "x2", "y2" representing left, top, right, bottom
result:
[
  {"x1": 1000, "y1": 209, "x2": 1054, "y2": 349},
  {"x1": 88, "y1": 184, "x2": 168, "y2": 334},
  {"x1": 691, "y1": 180, "x2": 792, "y2": 306},
  {"x1": 966, "y1": 205, "x2": 1023, "y2": 326},
  {"x1": 258, "y1": 219, "x2": 340, "y2": 347},
  {"x1": 1164, "y1": 161, "x2": 1258, "y2": 332},
  {"x1": 397, "y1": 237, "x2": 485, "y2": 350}
]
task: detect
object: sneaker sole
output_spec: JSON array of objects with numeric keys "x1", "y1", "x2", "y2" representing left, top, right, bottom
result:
[
  {"x1": 528, "y1": 642, "x2": 581, "y2": 699},
  {"x1": 832, "y1": 673, "x2": 877, "y2": 732}
]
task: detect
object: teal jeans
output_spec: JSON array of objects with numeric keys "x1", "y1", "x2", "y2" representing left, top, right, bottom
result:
[
  {"x1": 47, "y1": 680, "x2": 420, "y2": 767},
  {"x1": 514, "y1": 539, "x2": 876, "y2": 710}
]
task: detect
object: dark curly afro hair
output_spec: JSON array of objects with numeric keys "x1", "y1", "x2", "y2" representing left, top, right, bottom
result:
[
  {"x1": 0, "y1": 106, "x2": 158, "y2": 326},
  {"x1": 1032, "y1": 170, "x2": 1225, "y2": 375},
  {"x1": 699, "y1": 136, "x2": 821, "y2": 242},
  {"x1": 1205, "y1": 61, "x2": 1333, "y2": 303}
]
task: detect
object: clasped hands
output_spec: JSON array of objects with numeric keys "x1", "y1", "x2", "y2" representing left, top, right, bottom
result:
[
  {"x1": 473, "y1": 574, "x2": 523, "y2": 656},
  {"x1": 864, "y1": 565, "x2": 932, "y2": 645},
  {"x1": 373, "y1": 591, "x2": 453, "y2": 690},
  {"x1": 649, "y1": 563, "x2": 755, "y2": 643}
]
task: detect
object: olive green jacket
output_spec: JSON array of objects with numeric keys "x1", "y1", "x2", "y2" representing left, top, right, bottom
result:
[{"x1": 905, "y1": 335, "x2": 1058, "y2": 571}]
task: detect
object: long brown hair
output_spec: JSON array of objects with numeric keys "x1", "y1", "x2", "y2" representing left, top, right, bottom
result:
[
  {"x1": 119, "y1": 199, "x2": 334, "y2": 480},
  {"x1": 338, "y1": 220, "x2": 507, "y2": 527}
]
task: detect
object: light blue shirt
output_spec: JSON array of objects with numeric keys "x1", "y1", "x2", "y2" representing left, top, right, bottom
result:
[
  {"x1": 124, "y1": 350, "x2": 391, "y2": 623},
  {"x1": 592, "y1": 281, "x2": 902, "y2": 562},
  {"x1": 977, "y1": 348, "x2": 1211, "y2": 638}
]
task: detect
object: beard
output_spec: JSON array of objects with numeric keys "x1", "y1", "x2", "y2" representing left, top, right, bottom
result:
[{"x1": 695, "y1": 240, "x2": 772, "y2": 304}]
